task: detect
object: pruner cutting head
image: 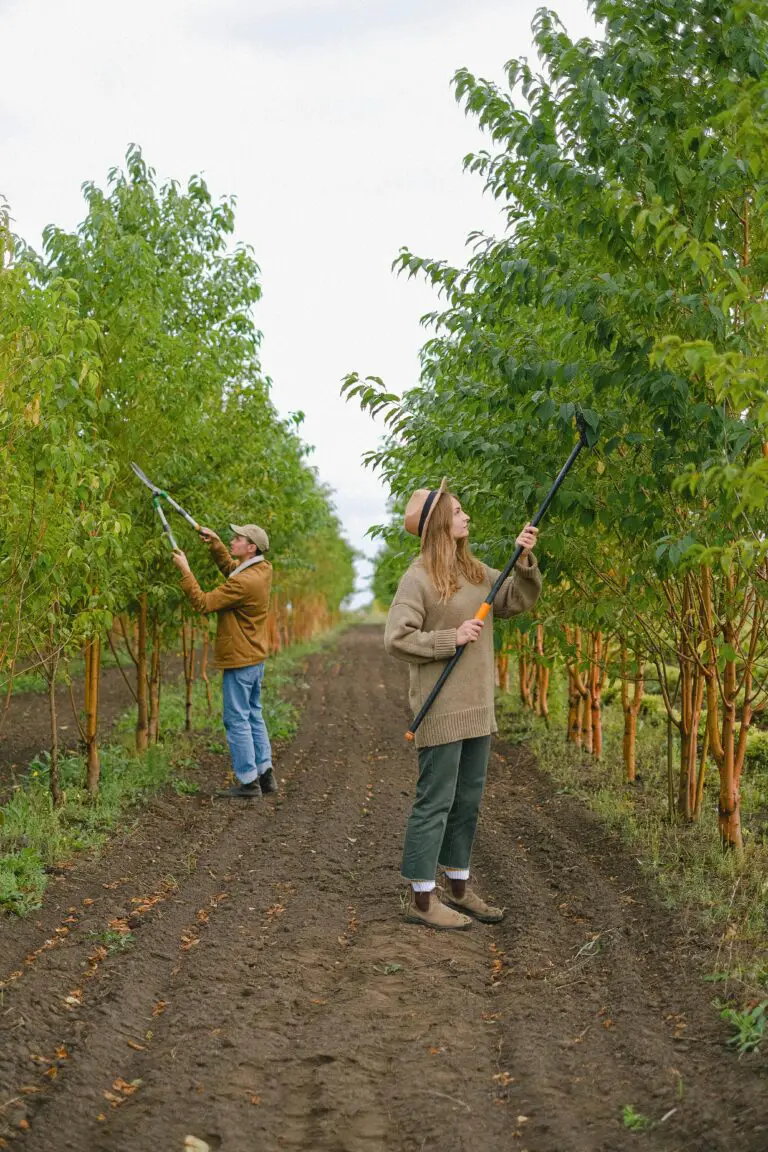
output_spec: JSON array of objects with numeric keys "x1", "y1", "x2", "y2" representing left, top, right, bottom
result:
[{"x1": 131, "y1": 461, "x2": 162, "y2": 497}]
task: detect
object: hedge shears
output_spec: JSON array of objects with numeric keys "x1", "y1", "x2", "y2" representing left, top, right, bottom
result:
[{"x1": 130, "y1": 462, "x2": 202, "y2": 551}]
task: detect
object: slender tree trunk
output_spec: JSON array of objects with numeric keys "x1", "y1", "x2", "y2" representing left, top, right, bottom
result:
[
  {"x1": 201, "y1": 630, "x2": 213, "y2": 715},
  {"x1": 136, "y1": 592, "x2": 149, "y2": 753},
  {"x1": 534, "y1": 624, "x2": 549, "y2": 720},
  {"x1": 620, "y1": 645, "x2": 644, "y2": 782},
  {"x1": 566, "y1": 627, "x2": 589, "y2": 750},
  {"x1": 693, "y1": 726, "x2": 710, "y2": 822},
  {"x1": 48, "y1": 641, "x2": 62, "y2": 807},
  {"x1": 701, "y1": 566, "x2": 744, "y2": 851},
  {"x1": 84, "y1": 635, "x2": 101, "y2": 795},
  {"x1": 589, "y1": 631, "x2": 604, "y2": 759},
  {"x1": 718, "y1": 646, "x2": 741, "y2": 850},
  {"x1": 148, "y1": 611, "x2": 161, "y2": 745},
  {"x1": 181, "y1": 617, "x2": 197, "y2": 733},
  {"x1": 667, "y1": 713, "x2": 676, "y2": 821}
]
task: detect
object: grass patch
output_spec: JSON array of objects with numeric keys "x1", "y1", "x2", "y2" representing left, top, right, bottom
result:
[
  {"x1": 0, "y1": 626, "x2": 344, "y2": 916},
  {"x1": 497, "y1": 674, "x2": 768, "y2": 996}
]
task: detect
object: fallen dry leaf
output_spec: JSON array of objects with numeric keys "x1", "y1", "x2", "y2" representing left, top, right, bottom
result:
[
  {"x1": 152, "y1": 1000, "x2": 168, "y2": 1017},
  {"x1": 112, "y1": 1077, "x2": 141, "y2": 1096},
  {"x1": 126, "y1": 1040, "x2": 146, "y2": 1052}
]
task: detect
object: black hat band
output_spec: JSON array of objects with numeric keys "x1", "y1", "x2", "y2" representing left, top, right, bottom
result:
[{"x1": 418, "y1": 489, "x2": 439, "y2": 538}]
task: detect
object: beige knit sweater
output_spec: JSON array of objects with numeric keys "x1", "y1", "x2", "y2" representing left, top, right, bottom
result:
[{"x1": 385, "y1": 555, "x2": 542, "y2": 748}]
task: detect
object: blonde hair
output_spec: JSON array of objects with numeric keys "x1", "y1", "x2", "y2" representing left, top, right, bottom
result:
[{"x1": 420, "y1": 490, "x2": 485, "y2": 603}]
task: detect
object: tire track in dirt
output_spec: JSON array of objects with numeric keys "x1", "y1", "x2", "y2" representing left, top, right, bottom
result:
[{"x1": 0, "y1": 625, "x2": 766, "y2": 1151}]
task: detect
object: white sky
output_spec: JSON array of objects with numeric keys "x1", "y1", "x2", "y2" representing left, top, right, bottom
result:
[{"x1": 1, "y1": 0, "x2": 594, "y2": 605}]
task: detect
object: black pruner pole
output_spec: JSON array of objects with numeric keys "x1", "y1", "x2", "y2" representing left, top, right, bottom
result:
[{"x1": 405, "y1": 414, "x2": 591, "y2": 743}]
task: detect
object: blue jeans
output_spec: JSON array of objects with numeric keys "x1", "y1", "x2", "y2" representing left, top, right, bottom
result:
[{"x1": 222, "y1": 663, "x2": 272, "y2": 784}]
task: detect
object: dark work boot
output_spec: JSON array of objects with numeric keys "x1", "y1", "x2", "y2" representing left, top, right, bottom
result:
[
  {"x1": 259, "y1": 768, "x2": 278, "y2": 795},
  {"x1": 217, "y1": 780, "x2": 261, "y2": 799}
]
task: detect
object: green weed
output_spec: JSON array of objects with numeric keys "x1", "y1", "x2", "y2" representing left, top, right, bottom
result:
[
  {"x1": 172, "y1": 779, "x2": 199, "y2": 796},
  {"x1": 0, "y1": 847, "x2": 47, "y2": 914},
  {"x1": 719, "y1": 999, "x2": 768, "y2": 1055},
  {"x1": 88, "y1": 927, "x2": 136, "y2": 954},
  {"x1": 622, "y1": 1105, "x2": 651, "y2": 1131}
]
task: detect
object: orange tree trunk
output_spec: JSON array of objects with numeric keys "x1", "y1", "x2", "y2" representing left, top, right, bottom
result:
[
  {"x1": 84, "y1": 634, "x2": 101, "y2": 795},
  {"x1": 181, "y1": 617, "x2": 197, "y2": 733},
  {"x1": 517, "y1": 633, "x2": 535, "y2": 710},
  {"x1": 148, "y1": 611, "x2": 161, "y2": 745},
  {"x1": 620, "y1": 645, "x2": 644, "y2": 783},
  {"x1": 48, "y1": 624, "x2": 62, "y2": 807},
  {"x1": 136, "y1": 592, "x2": 149, "y2": 753},
  {"x1": 589, "y1": 631, "x2": 605, "y2": 759},
  {"x1": 702, "y1": 567, "x2": 746, "y2": 851},
  {"x1": 201, "y1": 629, "x2": 213, "y2": 715},
  {"x1": 534, "y1": 624, "x2": 549, "y2": 718}
]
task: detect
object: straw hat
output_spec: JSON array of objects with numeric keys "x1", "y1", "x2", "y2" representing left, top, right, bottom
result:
[{"x1": 403, "y1": 478, "x2": 448, "y2": 544}]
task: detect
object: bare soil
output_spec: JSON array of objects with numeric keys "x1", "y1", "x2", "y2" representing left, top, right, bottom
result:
[{"x1": 0, "y1": 624, "x2": 766, "y2": 1151}]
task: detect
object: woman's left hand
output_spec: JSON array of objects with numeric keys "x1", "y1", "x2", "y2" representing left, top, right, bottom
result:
[{"x1": 516, "y1": 523, "x2": 538, "y2": 558}]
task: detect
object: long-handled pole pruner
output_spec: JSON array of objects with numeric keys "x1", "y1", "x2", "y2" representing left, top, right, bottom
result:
[
  {"x1": 130, "y1": 462, "x2": 203, "y2": 550},
  {"x1": 405, "y1": 414, "x2": 591, "y2": 743}
]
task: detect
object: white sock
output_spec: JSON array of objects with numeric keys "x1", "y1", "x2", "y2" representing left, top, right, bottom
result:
[
  {"x1": 411, "y1": 881, "x2": 435, "y2": 893},
  {"x1": 444, "y1": 868, "x2": 470, "y2": 881}
]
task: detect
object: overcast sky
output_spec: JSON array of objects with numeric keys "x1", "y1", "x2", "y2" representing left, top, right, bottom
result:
[{"x1": 2, "y1": 0, "x2": 594, "y2": 605}]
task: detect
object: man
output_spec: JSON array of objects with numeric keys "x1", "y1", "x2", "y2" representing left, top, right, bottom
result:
[{"x1": 172, "y1": 524, "x2": 276, "y2": 798}]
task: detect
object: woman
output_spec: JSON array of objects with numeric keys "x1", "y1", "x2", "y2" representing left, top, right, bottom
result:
[{"x1": 385, "y1": 479, "x2": 541, "y2": 930}]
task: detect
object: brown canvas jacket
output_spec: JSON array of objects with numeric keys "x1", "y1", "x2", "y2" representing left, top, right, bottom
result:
[{"x1": 181, "y1": 539, "x2": 272, "y2": 669}]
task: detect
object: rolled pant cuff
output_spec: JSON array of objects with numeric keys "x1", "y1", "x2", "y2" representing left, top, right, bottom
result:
[
  {"x1": 257, "y1": 761, "x2": 273, "y2": 776},
  {"x1": 237, "y1": 766, "x2": 260, "y2": 785}
]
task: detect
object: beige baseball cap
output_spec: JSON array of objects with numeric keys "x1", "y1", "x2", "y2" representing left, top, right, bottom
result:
[{"x1": 230, "y1": 523, "x2": 269, "y2": 552}]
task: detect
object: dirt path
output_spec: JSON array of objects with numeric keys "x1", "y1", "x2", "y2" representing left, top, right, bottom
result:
[{"x1": 0, "y1": 625, "x2": 766, "y2": 1151}]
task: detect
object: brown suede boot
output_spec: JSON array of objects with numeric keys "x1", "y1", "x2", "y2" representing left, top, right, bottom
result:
[
  {"x1": 404, "y1": 891, "x2": 473, "y2": 931},
  {"x1": 441, "y1": 886, "x2": 504, "y2": 924}
]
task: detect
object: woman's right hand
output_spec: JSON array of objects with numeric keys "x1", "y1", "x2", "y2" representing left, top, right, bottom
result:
[
  {"x1": 457, "y1": 618, "x2": 484, "y2": 646},
  {"x1": 198, "y1": 526, "x2": 219, "y2": 543}
]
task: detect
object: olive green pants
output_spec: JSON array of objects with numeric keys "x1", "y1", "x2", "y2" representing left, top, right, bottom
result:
[{"x1": 401, "y1": 735, "x2": 492, "y2": 883}]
